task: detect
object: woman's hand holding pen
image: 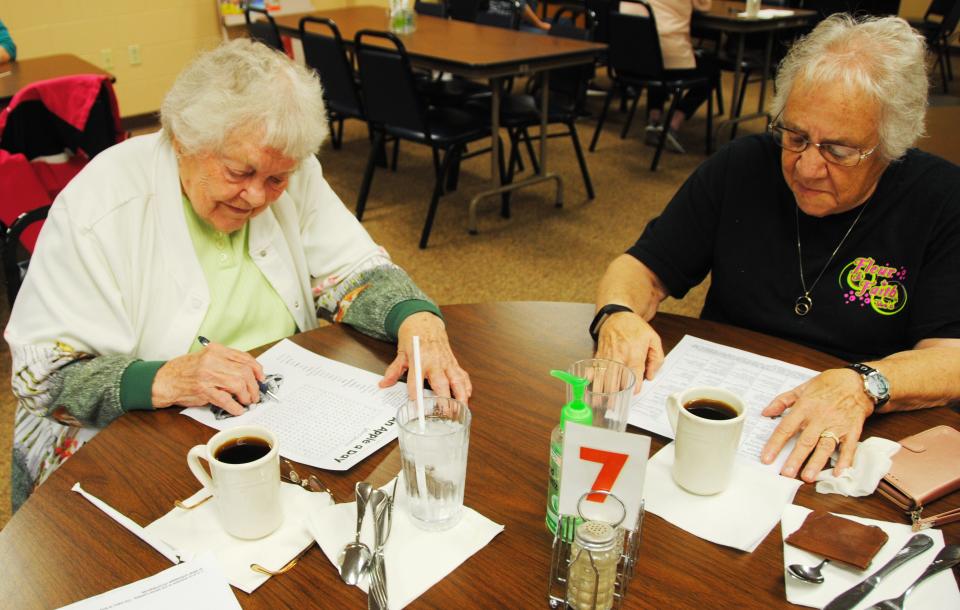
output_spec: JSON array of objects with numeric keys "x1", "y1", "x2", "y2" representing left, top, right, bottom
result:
[{"x1": 152, "y1": 339, "x2": 265, "y2": 415}]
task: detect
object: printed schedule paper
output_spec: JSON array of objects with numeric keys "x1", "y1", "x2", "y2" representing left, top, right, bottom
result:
[
  {"x1": 629, "y1": 335, "x2": 818, "y2": 470},
  {"x1": 182, "y1": 339, "x2": 407, "y2": 470}
]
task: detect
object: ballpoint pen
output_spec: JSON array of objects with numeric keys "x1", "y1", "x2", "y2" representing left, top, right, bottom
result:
[{"x1": 196, "y1": 335, "x2": 281, "y2": 402}]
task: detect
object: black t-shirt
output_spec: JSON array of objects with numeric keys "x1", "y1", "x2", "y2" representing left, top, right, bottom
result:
[{"x1": 627, "y1": 134, "x2": 960, "y2": 362}]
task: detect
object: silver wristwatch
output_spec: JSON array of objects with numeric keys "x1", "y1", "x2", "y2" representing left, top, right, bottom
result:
[{"x1": 846, "y1": 363, "x2": 890, "y2": 408}]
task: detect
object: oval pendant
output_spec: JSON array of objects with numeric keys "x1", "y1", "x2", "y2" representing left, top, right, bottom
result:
[{"x1": 795, "y1": 295, "x2": 813, "y2": 316}]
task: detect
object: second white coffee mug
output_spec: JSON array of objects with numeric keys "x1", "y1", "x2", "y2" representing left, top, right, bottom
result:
[
  {"x1": 666, "y1": 387, "x2": 746, "y2": 495},
  {"x1": 186, "y1": 425, "x2": 283, "y2": 539}
]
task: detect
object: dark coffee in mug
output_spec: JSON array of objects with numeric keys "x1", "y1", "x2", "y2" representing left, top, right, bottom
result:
[
  {"x1": 684, "y1": 399, "x2": 738, "y2": 421},
  {"x1": 215, "y1": 436, "x2": 271, "y2": 464}
]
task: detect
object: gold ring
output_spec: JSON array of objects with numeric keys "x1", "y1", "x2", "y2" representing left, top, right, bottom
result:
[{"x1": 819, "y1": 430, "x2": 841, "y2": 445}]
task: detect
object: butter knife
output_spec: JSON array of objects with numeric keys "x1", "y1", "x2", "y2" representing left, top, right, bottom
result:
[{"x1": 824, "y1": 533, "x2": 934, "y2": 610}]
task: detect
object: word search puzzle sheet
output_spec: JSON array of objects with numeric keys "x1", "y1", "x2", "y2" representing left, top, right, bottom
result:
[
  {"x1": 183, "y1": 339, "x2": 408, "y2": 470},
  {"x1": 629, "y1": 335, "x2": 818, "y2": 471}
]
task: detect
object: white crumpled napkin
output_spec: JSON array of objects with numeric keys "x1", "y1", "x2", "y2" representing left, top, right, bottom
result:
[
  {"x1": 643, "y1": 443, "x2": 802, "y2": 552},
  {"x1": 307, "y1": 473, "x2": 504, "y2": 609},
  {"x1": 145, "y1": 483, "x2": 332, "y2": 593},
  {"x1": 814, "y1": 437, "x2": 900, "y2": 497},
  {"x1": 781, "y1": 504, "x2": 960, "y2": 609}
]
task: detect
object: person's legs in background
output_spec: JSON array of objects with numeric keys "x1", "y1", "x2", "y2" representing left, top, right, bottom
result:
[{"x1": 644, "y1": 52, "x2": 718, "y2": 154}]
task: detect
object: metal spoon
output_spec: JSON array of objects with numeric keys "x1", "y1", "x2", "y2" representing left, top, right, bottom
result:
[
  {"x1": 788, "y1": 558, "x2": 831, "y2": 584},
  {"x1": 869, "y1": 544, "x2": 960, "y2": 610},
  {"x1": 338, "y1": 482, "x2": 374, "y2": 585}
]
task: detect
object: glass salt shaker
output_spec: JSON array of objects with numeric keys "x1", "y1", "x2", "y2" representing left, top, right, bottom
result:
[{"x1": 566, "y1": 520, "x2": 621, "y2": 610}]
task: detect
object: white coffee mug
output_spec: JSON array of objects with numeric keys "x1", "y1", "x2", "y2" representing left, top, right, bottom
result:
[
  {"x1": 186, "y1": 425, "x2": 283, "y2": 539},
  {"x1": 666, "y1": 387, "x2": 746, "y2": 495}
]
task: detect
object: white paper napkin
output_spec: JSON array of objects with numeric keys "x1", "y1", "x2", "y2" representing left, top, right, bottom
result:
[
  {"x1": 145, "y1": 483, "x2": 332, "y2": 593},
  {"x1": 814, "y1": 437, "x2": 900, "y2": 497},
  {"x1": 307, "y1": 474, "x2": 504, "y2": 609},
  {"x1": 782, "y1": 504, "x2": 960, "y2": 609},
  {"x1": 643, "y1": 443, "x2": 802, "y2": 552}
]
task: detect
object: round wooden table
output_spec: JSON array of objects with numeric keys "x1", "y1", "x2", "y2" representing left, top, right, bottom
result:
[{"x1": 0, "y1": 302, "x2": 956, "y2": 608}]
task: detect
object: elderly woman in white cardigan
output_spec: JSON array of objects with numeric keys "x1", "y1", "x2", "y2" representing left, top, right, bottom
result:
[{"x1": 6, "y1": 39, "x2": 471, "y2": 511}]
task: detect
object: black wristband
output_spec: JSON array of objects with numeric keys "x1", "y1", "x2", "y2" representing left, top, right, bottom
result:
[{"x1": 589, "y1": 304, "x2": 634, "y2": 343}]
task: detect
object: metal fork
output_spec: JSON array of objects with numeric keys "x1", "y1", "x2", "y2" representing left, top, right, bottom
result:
[{"x1": 367, "y1": 490, "x2": 390, "y2": 610}]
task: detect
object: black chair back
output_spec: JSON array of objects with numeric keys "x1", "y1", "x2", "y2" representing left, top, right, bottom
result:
[
  {"x1": 415, "y1": 0, "x2": 449, "y2": 17},
  {"x1": 584, "y1": 0, "x2": 614, "y2": 42},
  {"x1": 547, "y1": 8, "x2": 597, "y2": 106},
  {"x1": 299, "y1": 17, "x2": 363, "y2": 119},
  {"x1": 608, "y1": 1, "x2": 665, "y2": 80},
  {"x1": 449, "y1": 0, "x2": 482, "y2": 21},
  {"x1": 938, "y1": 0, "x2": 960, "y2": 34},
  {"x1": 245, "y1": 7, "x2": 284, "y2": 52},
  {"x1": 924, "y1": 0, "x2": 955, "y2": 19},
  {"x1": 354, "y1": 30, "x2": 431, "y2": 138},
  {"x1": 477, "y1": 0, "x2": 521, "y2": 28}
]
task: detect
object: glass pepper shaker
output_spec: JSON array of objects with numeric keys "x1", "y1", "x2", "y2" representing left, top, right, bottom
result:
[{"x1": 566, "y1": 520, "x2": 621, "y2": 610}]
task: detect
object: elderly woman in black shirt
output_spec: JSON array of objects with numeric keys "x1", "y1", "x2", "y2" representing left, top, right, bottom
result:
[{"x1": 592, "y1": 15, "x2": 960, "y2": 483}]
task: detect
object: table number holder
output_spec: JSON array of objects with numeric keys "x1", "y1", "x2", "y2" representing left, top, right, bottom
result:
[{"x1": 546, "y1": 490, "x2": 645, "y2": 609}]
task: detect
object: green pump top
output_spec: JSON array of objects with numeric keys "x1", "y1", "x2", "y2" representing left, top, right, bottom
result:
[{"x1": 550, "y1": 370, "x2": 593, "y2": 432}]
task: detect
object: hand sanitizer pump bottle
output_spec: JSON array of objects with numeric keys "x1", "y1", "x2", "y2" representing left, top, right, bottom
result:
[{"x1": 546, "y1": 370, "x2": 593, "y2": 537}]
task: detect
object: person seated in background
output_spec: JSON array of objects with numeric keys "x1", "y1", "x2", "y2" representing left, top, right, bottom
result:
[
  {"x1": 5, "y1": 39, "x2": 471, "y2": 512},
  {"x1": 486, "y1": 0, "x2": 552, "y2": 32},
  {"x1": 0, "y1": 18, "x2": 16, "y2": 63},
  {"x1": 591, "y1": 15, "x2": 960, "y2": 482},
  {"x1": 620, "y1": 0, "x2": 716, "y2": 153}
]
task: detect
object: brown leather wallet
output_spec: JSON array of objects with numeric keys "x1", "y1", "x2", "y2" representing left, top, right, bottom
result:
[
  {"x1": 877, "y1": 425, "x2": 960, "y2": 530},
  {"x1": 785, "y1": 511, "x2": 888, "y2": 570}
]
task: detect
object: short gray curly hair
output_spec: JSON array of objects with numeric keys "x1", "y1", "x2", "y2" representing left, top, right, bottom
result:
[
  {"x1": 770, "y1": 14, "x2": 928, "y2": 161},
  {"x1": 160, "y1": 38, "x2": 328, "y2": 160}
]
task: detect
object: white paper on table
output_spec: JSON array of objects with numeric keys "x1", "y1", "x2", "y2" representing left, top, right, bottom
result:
[
  {"x1": 643, "y1": 443, "x2": 802, "y2": 552},
  {"x1": 182, "y1": 339, "x2": 410, "y2": 470},
  {"x1": 629, "y1": 335, "x2": 817, "y2": 471},
  {"x1": 57, "y1": 552, "x2": 240, "y2": 610},
  {"x1": 781, "y1": 504, "x2": 960, "y2": 609}
]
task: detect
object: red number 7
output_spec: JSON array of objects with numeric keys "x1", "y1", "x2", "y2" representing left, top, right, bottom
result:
[{"x1": 579, "y1": 447, "x2": 629, "y2": 503}]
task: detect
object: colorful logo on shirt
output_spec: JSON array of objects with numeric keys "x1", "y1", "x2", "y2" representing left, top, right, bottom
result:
[{"x1": 838, "y1": 257, "x2": 907, "y2": 315}]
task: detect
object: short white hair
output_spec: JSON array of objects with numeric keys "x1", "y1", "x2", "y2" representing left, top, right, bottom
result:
[
  {"x1": 771, "y1": 14, "x2": 928, "y2": 161},
  {"x1": 160, "y1": 38, "x2": 328, "y2": 160}
]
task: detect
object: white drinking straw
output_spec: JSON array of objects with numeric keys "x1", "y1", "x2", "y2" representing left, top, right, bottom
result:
[
  {"x1": 411, "y1": 336, "x2": 431, "y2": 518},
  {"x1": 413, "y1": 335, "x2": 426, "y2": 432}
]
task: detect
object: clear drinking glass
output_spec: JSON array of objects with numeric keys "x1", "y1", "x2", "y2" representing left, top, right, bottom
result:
[
  {"x1": 396, "y1": 397, "x2": 471, "y2": 531},
  {"x1": 567, "y1": 359, "x2": 636, "y2": 432}
]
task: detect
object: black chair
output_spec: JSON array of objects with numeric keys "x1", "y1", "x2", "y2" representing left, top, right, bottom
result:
[
  {"x1": 494, "y1": 6, "x2": 597, "y2": 214},
  {"x1": 415, "y1": 0, "x2": 449, "y2": 17},
  {"x1": 299, "y1": 17, "x2": 365, "y2": 149},
  {"x1": 477, "y1": 0, "x2": 522, "y2": 28},
  {"x1": 0, "y1": 76, "x2": 125, "y2": 303},
  {"x1": 353, "y1": 30, "x2": 503, "y2": 249},
  {"x1": 449, "y1": 0, "x2": 483, "y2": 21},
  {"x1": 588, "y1": 1, "x2": 714, "y2": 171},
  {"x1": 244, "y1": 7, "x2": 285, "y2": 53},
  {"x1": 911, "y1": 0, "x2": 960, "y2": 92}
]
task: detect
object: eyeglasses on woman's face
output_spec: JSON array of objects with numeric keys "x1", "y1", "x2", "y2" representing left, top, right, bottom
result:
[{"x1": 769, "y1": 121, "x2": 879, "y2": 167}]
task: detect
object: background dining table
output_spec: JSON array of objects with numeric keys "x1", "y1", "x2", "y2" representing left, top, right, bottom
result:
[
  {"x1": 0, "y1": 54, "x2": 114, "y2": 107},
  {"x1": 0, "y1": 302, "x2": 956, "y2": 608}
]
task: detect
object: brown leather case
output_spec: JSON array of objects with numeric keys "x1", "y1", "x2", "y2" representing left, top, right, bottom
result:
[
  {"x1": 877, "y1": 425, "x2": 960, "y2": 510},
  {"x1": 785, "y1": 511, "x2": 888, "y2": 570}
]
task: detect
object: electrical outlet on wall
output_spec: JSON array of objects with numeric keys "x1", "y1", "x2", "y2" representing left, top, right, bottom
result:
[
  {"x1": 100, "y1": 48, "x2": 113, "y2": 70},
  {"x1": 128, "y1": 44, "x2": 141, "y2": 66}
]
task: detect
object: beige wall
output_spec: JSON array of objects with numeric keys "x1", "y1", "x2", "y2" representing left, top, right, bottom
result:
[{"x1": 2, "y1": 0, "x2": 386, "y2": 117}]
